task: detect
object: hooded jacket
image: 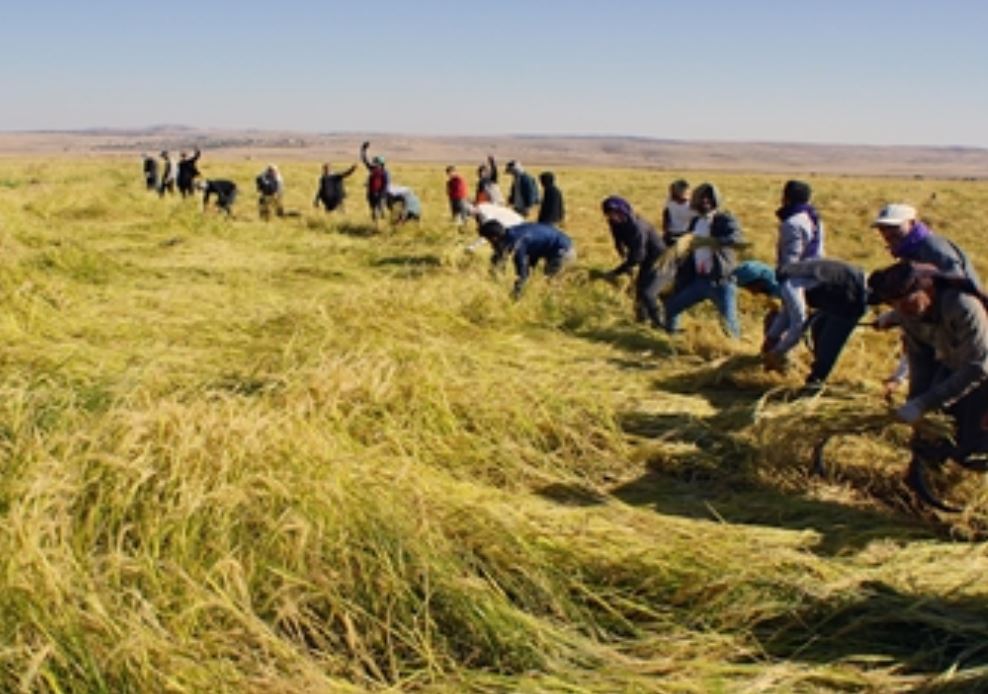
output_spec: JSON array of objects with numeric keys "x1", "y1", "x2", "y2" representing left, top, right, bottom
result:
[
  {"x1": 603, "y1": 197, "x2": 665, "y2": 276},
  {"x1": 537, "y1": 171, "x2": 564, "y2": 225}
]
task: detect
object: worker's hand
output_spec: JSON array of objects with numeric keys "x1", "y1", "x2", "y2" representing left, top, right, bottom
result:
[
  {"x1": 882, "y1": 378, "x2": 903, "y2": 405},
  {"x1": 361, "y1": 141, "x2": 370, "y2": 150},
  {"x1": 896, "y1": 400, "x2": 924, "y2": 424}
]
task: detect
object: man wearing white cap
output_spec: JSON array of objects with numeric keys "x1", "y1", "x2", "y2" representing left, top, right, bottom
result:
[{"x1": 872, "y1": 203, "x2": 980, "y2": 287}]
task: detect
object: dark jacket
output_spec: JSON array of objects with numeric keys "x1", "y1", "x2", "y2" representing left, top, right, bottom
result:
[
  {"x1": 608, "y1": 214, "x2": 665, "y2": 276},
  {"x1": 203, "y1": 179, "x2": 237, "y2": 208},
  {"x1": 494, "y1": 223, "x2": 573, "y2": 285},
  {"x1": 177, "y1": 150, "x2": 201, "y2": 187},
  {"x1": 777, "y1": 259, "x2": 868, "y2": 318},
  {"x1": 537, "y1": 172, "x2": 564, "y2": 225},
  {"x1": 314, "y1": 165, "x2": 357, "y2": 210}
]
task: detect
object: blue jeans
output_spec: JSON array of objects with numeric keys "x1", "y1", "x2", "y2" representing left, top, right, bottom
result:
[{"x1": 663, "y1": 277, "x2": 740, "y2": 338}]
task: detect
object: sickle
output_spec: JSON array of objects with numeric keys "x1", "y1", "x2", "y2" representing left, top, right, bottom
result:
[
  {"x1": 904, "y1": 456, "x2": 961, "y2": 513},
  {"x1": 811, "y1": 432, "x2": 961, "y2": 513}
]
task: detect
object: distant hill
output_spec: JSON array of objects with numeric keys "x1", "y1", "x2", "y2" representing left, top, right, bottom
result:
[{"x1": 1, "y1": 127, "x2": 986, "y2": 178}]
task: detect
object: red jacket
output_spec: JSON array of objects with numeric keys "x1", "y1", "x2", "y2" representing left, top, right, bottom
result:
[{"x1": 447, "y1": 174, "x2": 467, "y2": 201}]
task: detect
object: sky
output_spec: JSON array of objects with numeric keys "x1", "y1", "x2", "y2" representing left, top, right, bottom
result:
[{"x1": 2, "y1": 0, "x2": 987, "y2": 148}]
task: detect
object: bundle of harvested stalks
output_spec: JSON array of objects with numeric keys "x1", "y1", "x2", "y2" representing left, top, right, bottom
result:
[{"x1": 751, "y1": 388, "x2": 959, "y2": 511}]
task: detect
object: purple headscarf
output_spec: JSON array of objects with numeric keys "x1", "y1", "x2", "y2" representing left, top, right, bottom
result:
[
  {"x1": 891, "y1": 221, "x2": 933, "y2": 259},
  {"x1": 602, "y1": 196, "x2": 634, "y2": 218}
]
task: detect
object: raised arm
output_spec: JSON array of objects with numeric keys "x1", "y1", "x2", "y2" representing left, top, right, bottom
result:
[
  {"x1": 488, "y1": 155, "x2": 498, "y2": 183},
  {"x1": 360, "y1": 142, "x2": 372, "y2": 169}
]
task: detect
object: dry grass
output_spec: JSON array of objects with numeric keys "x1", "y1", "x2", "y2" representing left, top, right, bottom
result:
[{"x1": 0, "y1": 157, "x2": 987, "y2": 692}]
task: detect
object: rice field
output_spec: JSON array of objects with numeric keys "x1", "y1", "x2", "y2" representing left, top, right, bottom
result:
[{"x1": 0, "y1": 156, "x2": 987, "y2": 692}]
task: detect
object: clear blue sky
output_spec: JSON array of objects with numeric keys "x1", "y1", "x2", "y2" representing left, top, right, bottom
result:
[{"x1": 2, "y1": 0, "x2": 987, "y2": 147}]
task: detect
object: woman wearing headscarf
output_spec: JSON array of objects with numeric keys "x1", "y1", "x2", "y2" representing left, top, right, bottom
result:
[{"x1": 601, "y1": 196, "x2": 667, "y2": 328}]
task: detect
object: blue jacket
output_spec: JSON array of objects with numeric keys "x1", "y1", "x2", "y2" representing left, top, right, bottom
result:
[{"x1": 498, "y1": 223, "x2": 573, "y2": 284}]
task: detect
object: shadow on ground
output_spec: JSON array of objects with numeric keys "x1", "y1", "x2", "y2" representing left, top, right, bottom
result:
[{"x1": 751, "y1": 580, "x2": 988, "y2": 676}]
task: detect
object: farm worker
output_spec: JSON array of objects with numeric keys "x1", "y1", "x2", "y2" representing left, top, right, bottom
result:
[
  {"x1": 662, "y1": 179, "x2": 694, "y2": 241},
  {"x1": 256, "y1": 164, "x2": 284, "y2": 220},
  {"x1": 871, "y1": 203, "x2": 980, "y2": 289},
  {"x1": 446, "y1": 165, "x2": 470, "y2": 226},
  {"x1": 866, "y1": 261, "x2": 988, "y2": 502},
  {"x1": 158, "y1": 151, "x2": 177, "y2": 196},
  {"x1": 360, "y1": 141, "x2": 390, "y2": 223},
  {"x1": 177, "y1": 149, "x2": 202, "y2": 198},
  {"x1": 762, "y1": 258, "x2": 871, "y2": 385},
  {"x1": 385, "y1": 186, "x2": 421, "y2": 226},
  {"x1": 200, "y1": 179, "x2": 237, "y2": 215},
  {"x1": 767, "y1": 180, "x2": 826, "y2": 351},
  {"x1": 868, "y1": 203, "x2": 983, "y2": 392},
  {"x1": 776, "y1": 180, "x2": 824, "y2": 270},
  {"x1": 479, "y1": 220, "x2": 576, "y2": 299},
  {"x1": 475, "y1": 154, "x2": 504, "y2": 205},
  {"x1": 600, "y1": 196, "x2": 667, "y2": 328},
  {"x1": 537, "y1": 171, "x2": 565, "y2": 226},
  {"x1": 141, "y1": 153, "x2": 158, "y2": 190},
  {"x1": 505, "y1": 160, "x2": 540, "y2": 218},
  {"x1": 662, "y1": 183, "x2": 744, "y2": 337},
  {"x1": 313, "y1": 162, "x2": 357, "y2": 212}
]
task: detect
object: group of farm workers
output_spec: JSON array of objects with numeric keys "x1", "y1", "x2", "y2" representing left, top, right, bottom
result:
[{"x1": 140, "y1": 145, "x2": 987, "y2": 509}]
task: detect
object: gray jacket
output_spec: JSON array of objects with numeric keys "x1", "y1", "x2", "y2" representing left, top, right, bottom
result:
[
  {"x1": 776, "y1": 211, "x2": 823, "y2": 270},
  {"x1": 902, "y1": 288, "x2": 988, "y2": 413}
]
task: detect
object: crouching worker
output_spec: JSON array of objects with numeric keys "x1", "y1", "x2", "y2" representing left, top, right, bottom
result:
[
  {"x1": 867, "y1": 261, "x2": 988, "y2": 509},
  {"x1": 200, "y1": 178, "x2": 238, "y2": 215},
  {"x1": 386, "y1": 186, "x2": 422, "y2": 227},
  {"x1": 762, "y1": 258, "x2": 870, "y2": 386},
  {"x1": 479, "y1": 221, "x2": 575, "y2": 299},
  {"x1": 256, "y1": 165, "x2": 284, "y2": 220}
]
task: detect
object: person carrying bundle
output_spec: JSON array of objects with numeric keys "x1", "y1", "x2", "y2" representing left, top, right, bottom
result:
[{"x1": 661, "y1": 183, "x2": 744, "y2": 337}]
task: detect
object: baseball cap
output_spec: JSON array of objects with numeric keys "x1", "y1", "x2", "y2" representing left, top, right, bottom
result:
[{"x1": 872, "y1": 203, "x2": 917, "y2": 227}]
